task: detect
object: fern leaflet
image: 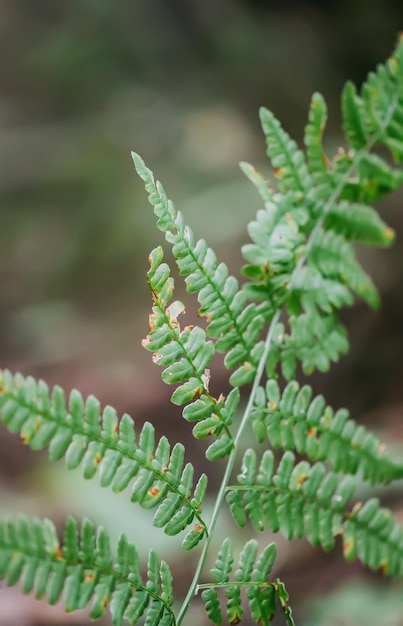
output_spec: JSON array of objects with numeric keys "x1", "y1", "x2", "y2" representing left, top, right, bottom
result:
[
  {"x1": 0, "y1": 370, "x2": 208, "y2": 549},
  {"x1": 0, "y1": 515, "x2": 175, "y2": 626},
  {"x1": 199, "y1": 538, "x2": 294, "y2": 626},
  {"x1": 250, "y1": 379, "x2": 403, "y2": 484}
]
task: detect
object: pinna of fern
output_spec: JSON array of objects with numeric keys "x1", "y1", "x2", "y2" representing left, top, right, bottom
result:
[
  {"x1": 0, "y1": 369, "x2": 208, "y2": 550},
  {"x1": 226, "y1": 448, "x2": 403, "y2": 576},
  {"x1": 0, "y1": 514, "x2": 175, "y2": 626},
  {"x1": 199, "y1": 538, "x2": 295, "y2": 626},
  {"x1": 250, "y1": 379, "x2": 403, "y2": 485},
  {"x1": 132, "y1": 151, "x2": 268, "y2": 392},
  {"x1": 141, "y1": 244, "x2": 241, "y2": 462}
]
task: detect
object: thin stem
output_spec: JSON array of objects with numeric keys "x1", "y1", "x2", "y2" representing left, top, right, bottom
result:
[{"x1": 176, "y1": 310, "x2": 280, "y2": 626}]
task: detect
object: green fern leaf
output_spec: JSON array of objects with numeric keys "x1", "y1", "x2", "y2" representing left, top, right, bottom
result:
[
  {"x1": 324, "y1": 201, "x2": 395, "y2": 246},
  {"x1": 201, "y1": 587, "x2": 222, "y2": 625},
  {"x1": 304, "y1": 91, "x2": 333, "y2": 192},
  {"x1": 239, "y1": 161, "x2": 274, "y2": 203},
  {"x1": 132, "y1": 152, "x2": 266, "y2": 387},
  {"x1": 267, "y1": 312, "x2": 349, "y2": 380},
  {"x1": 227, "y1": 449, "x2": 353, "y2": 550},
  {"x1": 356, "y1": 152, "x2": 403, "y2": 201},
  {"x1": 309, "y1": 228, "x2": 380, "y2": 309},
  {"x1": 342, "y1": 498, "x2": 403, "y2": 576},
  {"x1": 0, "y1": 515, "x2": 176, "y2": 626},
  {"x1": 240, "y1": 38, "x2": 403, "y2": 383},
  {"x1": 200, "y1": 539, "x2": 287, "y2": 626},
  {"x1": 250, "y1": 379, "x2": 403, "y2": 484},
  {"x1": 143, "y1": 247, "x2": 241, "y2": 453},
  {"x1": 341, "y1": 81, "x2": 368, "y2": 151},
  {"x1": 259, "y1": 107, "x2": 311, "y2": 194},
  {"x1": 228, "y1": 447, "x2": 403, "y2": 572},
  {"x1": 0, "y1": 370, "x2": 208, "y2": 544},
  {"x1": 287, "y1": 265, "x2": 354, "y2": 315}
]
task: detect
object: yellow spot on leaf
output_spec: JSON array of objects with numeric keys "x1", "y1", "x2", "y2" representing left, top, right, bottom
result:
[
  {"x1": 351, "y1": 501, "x2": 363, "y2": 514},
  {"x1": 297, "y1": 474, "x2": 306, "y2": 487},
  {"x1": 54, "y1": 546, "x2": 63, "y2": 560}
]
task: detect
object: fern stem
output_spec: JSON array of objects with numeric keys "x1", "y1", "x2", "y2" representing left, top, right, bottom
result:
[{"x1": 176, "y1": 310, "x2": 281, "y2": 626}]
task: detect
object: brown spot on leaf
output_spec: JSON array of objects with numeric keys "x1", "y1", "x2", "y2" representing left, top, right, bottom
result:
[{"x1": 54, "y1": 546, "x2": 63, "y2": 560}]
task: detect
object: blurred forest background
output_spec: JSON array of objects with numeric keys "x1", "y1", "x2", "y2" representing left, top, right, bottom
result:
[{"x1": 1, "y1": 1, "x2": 403, "y2": 625}]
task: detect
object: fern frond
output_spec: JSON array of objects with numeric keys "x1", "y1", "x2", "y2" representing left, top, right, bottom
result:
[
  {"x1": 239, "y1": 161, "x2": 274, "y2": 204},
  {"x1": 241, "y1": 192, "x2": 308, "y2": 330},
  {"x1": 342, "y1": 497, "x2": 403, "y2": 575},
  {"x1": 363, "y1": 44, "x2": 403, "y2": 160},
  {"x1": 241, "y1": 36, "x2": 403, "y2": 379},
  {"x1": 227, "y1": 449, "x2": 355, "y2": 552},
  {"x1": 142, "y1": 246, "x2": 239, "y2": 462},
  {"x1": 356, "y1": 152, "x2": 403, "y2": 202},
  {"x1": 132, "y1": 152, "x2": 266, "y2": 390},
  {"x1": 0, "y1": 370, "x2": 208, "y2": 549},
  {"x1": 250, "y1": 379, "x2": 403, "y2": 484},
  {"x1": 309, "y1": 228, "x2": 380, "y2": 308},
  {"x1": 259, "y1": 107, "x2": 311, "y2": 195},
  {"x1": 323, "y1": 201, "x2": 394, "y2": 246},
  {"x1": 0, "y1": 515, "x2": 176, "y2": 626},
  {"x1": 341, "y1": 81, "x2": 368, "y2": 151},
  {"x1": 199, "y1": 538, "x2": 294, "y2": 626},
  {"x1": 266, "y1": 312, "x2": 349, "y2": 380},
  {"x1": 341, "y1": 36, "x2": 403, "y2": 161},
  {"x1": 304, "y1": 92, "x2": 333, "y2": 193},
  {"x1": 227, "y1": 448, "x2": 403, "y2": 577}
]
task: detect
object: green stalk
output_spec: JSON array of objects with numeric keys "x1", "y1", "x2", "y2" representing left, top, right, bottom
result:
[{"x1": 176, "y1": 309, "x2": 280, "y2": 625}]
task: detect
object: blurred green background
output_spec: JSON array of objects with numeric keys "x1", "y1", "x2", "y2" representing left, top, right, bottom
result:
[{"x1": 1, "y1": 1, "x2": 403, "y2": 624}]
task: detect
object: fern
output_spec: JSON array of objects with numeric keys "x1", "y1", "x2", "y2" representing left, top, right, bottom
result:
[
  {"x1": 1, "y1": 36, "x2": 403, "y2": 626},
  {"x1": 199, "y1": 539, "x2": 294, "y2": 626},
  {"x1": 0, "y1": 370, "x2": 208, "y2": 549},
  {"x1": 0, "y1": 515, "x2": 175, "y2": 625}
]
